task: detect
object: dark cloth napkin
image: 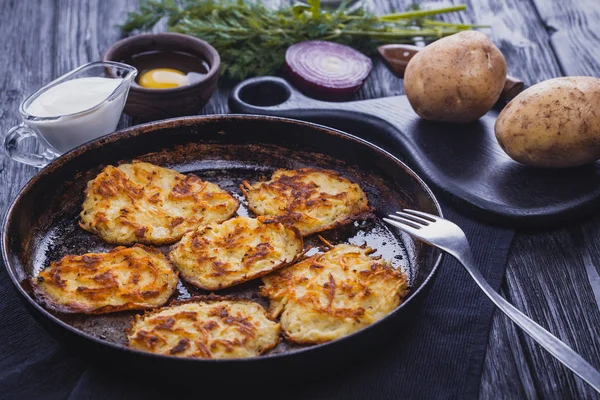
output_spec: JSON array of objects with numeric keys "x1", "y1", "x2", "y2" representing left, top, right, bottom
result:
[{"x1": 0, "y1": 201, "x2": 513, "y2": 400}]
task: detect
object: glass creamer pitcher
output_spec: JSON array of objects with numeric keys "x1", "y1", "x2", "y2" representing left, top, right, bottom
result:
[{"x1": 4, "y1": 61, "x2": 137, "y2": 167}]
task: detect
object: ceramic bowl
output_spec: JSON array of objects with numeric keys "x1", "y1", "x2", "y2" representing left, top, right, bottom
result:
[{"x1": 104, "y1": 32, "x2": 220, "y2": 121}]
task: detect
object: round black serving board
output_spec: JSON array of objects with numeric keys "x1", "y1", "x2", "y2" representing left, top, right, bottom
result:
[{"x1": 229, "y1": 76, "x2": 600, "y2": 228}]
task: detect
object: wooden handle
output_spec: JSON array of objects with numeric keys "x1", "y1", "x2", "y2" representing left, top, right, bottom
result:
[
  {"x1": 502, "y1": 76, "x2": 525, "y2": 101},
  {"x1": 377, "y1": 44, "x2": 525, "y2": 102},
  {"x1": 377, "y1": 44, "x2": 420, "y2": 77}
]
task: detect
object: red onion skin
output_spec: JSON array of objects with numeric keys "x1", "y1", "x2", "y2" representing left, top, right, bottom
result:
[{"x1": 285, "y1": 41, "x2": 372, "y2": 101}]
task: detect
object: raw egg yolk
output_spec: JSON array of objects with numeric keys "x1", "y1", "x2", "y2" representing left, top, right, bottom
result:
[{"x1": 138, "y1": 68, "x2": 188, "y2": 89}]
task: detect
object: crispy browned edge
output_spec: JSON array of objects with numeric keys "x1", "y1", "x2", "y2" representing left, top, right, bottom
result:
[
  {"x1": 168, "y1": 220, "x2": 306, "y2": 291},
  {"x1": 78, "y1": 162, "x2": 241, "y2": 245},
  {"x1": 30, "y1": 244, "x2": 180, "y2": 315},
  {"x1": 259, "y1": 244, "x2": 410, "y2": 345},
  {"x1": 278, "y1": 287, "x2": 408, "y2": 346},
  {"x1": 126, "y1": 294, "x2": 281, "y2": 356},
  {"x1": 239, "y1": 168, "x2": 375, "y2": 236}
]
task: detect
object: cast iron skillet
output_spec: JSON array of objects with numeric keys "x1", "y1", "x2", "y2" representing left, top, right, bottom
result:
[{"x1": 2, "y1": 115, "x2": 442, "y2": 383}]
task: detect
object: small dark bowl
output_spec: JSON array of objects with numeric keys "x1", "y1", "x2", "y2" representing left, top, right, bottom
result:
[{"x1": 104, "y1": 32, "x2": 220, "y2": 121}]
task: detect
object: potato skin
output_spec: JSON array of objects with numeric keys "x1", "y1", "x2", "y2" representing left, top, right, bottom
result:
[
  {"x1": 495, "y1": 76, "x2": 600, "y2": 168},
  {"x1": 404, "y1": 31, "x2": 507, "y2": 123}
]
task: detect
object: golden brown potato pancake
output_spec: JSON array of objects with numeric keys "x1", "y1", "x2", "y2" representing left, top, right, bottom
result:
[
  {"x1": 80, "y1": 161, "x2": 239, "y2": 245},
  {"x1": 260, "y1": 244, "x2": 408, "y2": 344},
  {"x1": 241, "y1": 168, "x2": 371, "y2": 236},
  {"x1": 169, "y1": 216, "x2": 303, "y2": 290},
  {"x1": 32, "y1": 245, "x2": 178, "y2": 314},
  {"x1": 127, "y1": 298, "x2": 280, "y2": 359}
]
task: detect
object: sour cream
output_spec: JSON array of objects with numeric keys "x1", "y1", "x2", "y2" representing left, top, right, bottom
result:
[
  {"x1": 25, "y1": 77, "x2": 128, "y2": 153},
  {"x1": 27, "y1": 77, "x2": 122, "y2": 117}
]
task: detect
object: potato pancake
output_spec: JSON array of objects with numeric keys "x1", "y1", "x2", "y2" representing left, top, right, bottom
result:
[
  {"x1": 80, "y1": 161, "x2": 239, "y2": 245},
  {"x1": 128, "y1": 298, "x2": 280, "y2": 359},
  {"x1": 32, "y1": 245, "x2": 178, "y2": 314},
  {"x1": 260, "y1": 244, "x2": 408, "y2": 344},
  {"x1": 169, "y1": 216, "x2": 303, "y2": 290},
  {"x1": 241, "y1": 168, "x2": 371, "y2": 236}
]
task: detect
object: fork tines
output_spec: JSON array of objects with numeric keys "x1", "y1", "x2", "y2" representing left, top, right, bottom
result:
[{"x1": 384, "y1": 209, "x2": 436, "y2": 229}]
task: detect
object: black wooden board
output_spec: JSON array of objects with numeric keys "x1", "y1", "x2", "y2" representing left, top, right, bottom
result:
[{"x1": 229, "y1": 76, "x2": 600, "y2": 228}]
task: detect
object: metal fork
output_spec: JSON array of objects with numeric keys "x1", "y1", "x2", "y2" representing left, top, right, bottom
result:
[{"x1": 384, "y1": 209, "x2": 600, "y2": 393}]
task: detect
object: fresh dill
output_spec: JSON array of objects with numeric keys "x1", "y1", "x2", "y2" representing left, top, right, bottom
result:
[{"x1": 122, "y1": 0, "x2": 481, "y2": 80}]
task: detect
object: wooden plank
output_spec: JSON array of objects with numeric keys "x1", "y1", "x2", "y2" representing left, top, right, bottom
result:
[
  {"x1": 486, "y1": 0, "x2": 600, "y2": 397},
  {"x1": 576, "y1": 218, "x2": 600, "y2": 306},
  {"x1": 366, "y1": 0, "x2": 600, "y2": 398},
  {"x1": 530, "y1": 0, "x2": 600, "y2": 76},
  {"x1": 53, "y1": 0, "x2": 137, "y2": 73},
  {"x1": 484, "y1": 233, "x2": 600, "y2": 400},
  {"x1": 480, "y1": 289, "x2": 537, "y2": 400},
  {"x1": 0, "y1": 0, "x2": 58, "y2": 213},
  {"x1": 365, "y1": 0, "x2": 564, "y2": 86},
  {"x1": 503, "y1": 230, "x2": 600, "y2": 398},
  {"x1": 403, "y1": 1, "x2": 600, "y2": 398},
  {"x1": 528, "y1": 0, "x2": 600, "y2": 384},
  {"x1": 0, "y1": 0, "x2": 87, "y2": 397},
  {"x1": 52, "y1": 0, "x2": 139, "y2": 129},
  {"x1": 363, "y1": 0, "x2": 588, "y2": 398}
]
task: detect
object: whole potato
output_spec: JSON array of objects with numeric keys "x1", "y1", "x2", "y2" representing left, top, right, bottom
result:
[
  {"x1": 404, "y1": 31, "x2": 507, "y2": 123},
  {"x1": 495, "y1": 76, "x2": 600, "y2": 168}
]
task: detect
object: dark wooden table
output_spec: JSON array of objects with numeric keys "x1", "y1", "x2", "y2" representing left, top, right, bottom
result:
[{"x1": 1, "y1": 0, "x2": 599, "y2": 398}]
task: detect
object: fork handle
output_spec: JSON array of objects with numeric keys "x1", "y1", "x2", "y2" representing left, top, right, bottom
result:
[{"x1": 457, "y1": 252, "x2": 600, "y2": 392}]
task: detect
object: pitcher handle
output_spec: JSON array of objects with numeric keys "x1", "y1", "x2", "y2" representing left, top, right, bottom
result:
[{"x1": 3, "y1": 124, "x2": 59, "y2": 168}]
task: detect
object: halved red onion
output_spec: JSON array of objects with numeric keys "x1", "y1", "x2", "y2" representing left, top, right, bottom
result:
[{"x1": 285, "y1": 41, "x2": 373, "y2": 100}]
